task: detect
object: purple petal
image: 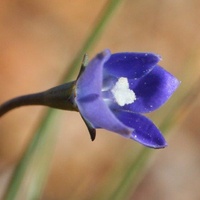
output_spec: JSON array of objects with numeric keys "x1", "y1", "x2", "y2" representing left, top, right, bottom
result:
[
  {"x1": 76, "y1": 49, "x2": 111, "y2": 96},
  {"x1": 121, "y1": 66, "x2": 180, "y2": 113},
  {"x1": 104, "y1": 52, "x2": 161, "y2": 79},
  {"x1": 75, "y1": 49, "x2": 133, "y2": 137},
  {"x1": 76, "y1": 95, "x2": 133, "y2": 137},
  {"x1": 114, "y1": 111, "x2": 167, "y2": 148}
]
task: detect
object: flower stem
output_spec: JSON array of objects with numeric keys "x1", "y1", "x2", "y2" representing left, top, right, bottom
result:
[
  {"x1": 0, "y1": 81, "x2": 76, "y2": 117},
  {"x1": 0, "y1": 93, "x2": 44, "y2": 117}
]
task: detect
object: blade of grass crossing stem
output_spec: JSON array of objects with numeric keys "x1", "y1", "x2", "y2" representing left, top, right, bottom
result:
[
  {"x1": 4, "y1": 0, "x2": 124, "y2": 199},
  {"x1": 3, "y1": 109, "x2": 56, "y2": 200},
  {"x1": 61, "y1": 0, "x2": 123, "y2": 82}
]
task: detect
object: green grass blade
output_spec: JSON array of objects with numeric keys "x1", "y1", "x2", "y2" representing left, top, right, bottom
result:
[
  {"x1": 3, "y1": 109, "x2": 56, "y2": 200},
  {"x1": 3, "y1": 0, "x2": 124, "y2": 199},
  {"x1": 107, "y1": 77, "x2": 200, "y2": 200},
  {"x1": 61, "y1": 0, "x2": 124, "y2": 82}
]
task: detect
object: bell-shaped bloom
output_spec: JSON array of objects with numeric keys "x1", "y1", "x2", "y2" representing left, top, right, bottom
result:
[{"x1": 75, "y1": 49, "x2": 180, "y2": 148}]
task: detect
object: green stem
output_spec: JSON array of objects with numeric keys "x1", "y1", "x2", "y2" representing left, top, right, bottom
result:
[
  {"x1": 0, "y1": 81, "x2": 76, "y2": 117},
  {"x1": 0, "y1": 93, "x2": 44, "y2": 117},
  {"x1": 0, "y1": 81, "x2": 77, "y2": 117}
]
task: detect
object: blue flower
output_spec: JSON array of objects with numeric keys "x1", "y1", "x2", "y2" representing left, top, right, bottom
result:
[{"x1": 75, "y1": 49, "x2": 180, "y2": 148}]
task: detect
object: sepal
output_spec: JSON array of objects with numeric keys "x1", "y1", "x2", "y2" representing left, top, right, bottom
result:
[
  {"x1": 80, "y1": 114, "x2": 96, "y2": 141},
  {"x1": 43, "y1": 81, "x2": 77, "y2": 111}
]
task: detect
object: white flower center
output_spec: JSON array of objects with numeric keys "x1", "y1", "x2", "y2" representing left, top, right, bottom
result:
[{"x1": 111, "y1": 77, "x2": 136, "y2": 106}]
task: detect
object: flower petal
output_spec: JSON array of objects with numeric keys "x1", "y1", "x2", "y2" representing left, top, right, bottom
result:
[
  {"x1": 76, "y1": 49, "x2": 133, "y2": 137},
  {"x1": 120, "y1": 66, "x2": 180, "y2": 113},
  {"x1": 104, "y1": 52, "x2": 161, "y2": 79},
  {"x1": 76, "y1": 49, "x2": 111, "y2": 96},
  {"x1": 114, "y1": 111, "x2": 167, "y2": 148},
  {"x1": 76, "y1": 95, "x2": 133, "y2": 137}
]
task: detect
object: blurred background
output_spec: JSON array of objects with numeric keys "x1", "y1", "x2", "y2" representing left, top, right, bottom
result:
[{"x1": 0, "y1": 0, "x2": 200, "y2": 199}]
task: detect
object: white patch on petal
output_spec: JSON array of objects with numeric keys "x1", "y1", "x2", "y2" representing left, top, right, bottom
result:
[{"x1": 111, "y1": 77, "x2": 136, "y2": 106}]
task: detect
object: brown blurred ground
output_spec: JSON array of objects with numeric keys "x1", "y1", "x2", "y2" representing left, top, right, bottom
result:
[{"x1": 0, "y1": 0, "x2": 200, "y2": 200}]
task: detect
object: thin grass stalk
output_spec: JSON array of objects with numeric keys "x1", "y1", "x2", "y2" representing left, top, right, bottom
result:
[
  {"x1": 3, "y1": 0, "x2": 124, "y2": 199},
  {"x1": 107, "y1": 77, "x2": 200, "y2": 200}
]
